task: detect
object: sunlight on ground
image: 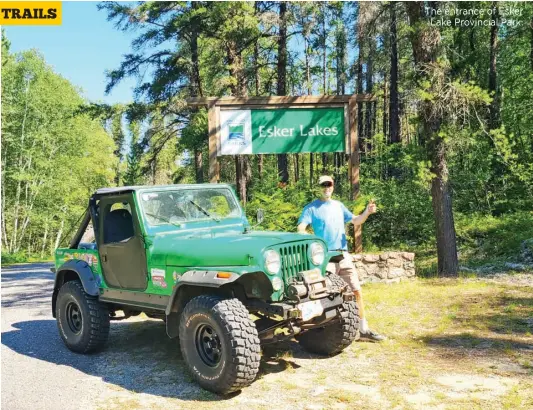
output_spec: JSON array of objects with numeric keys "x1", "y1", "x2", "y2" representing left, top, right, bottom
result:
[{"x1": 98, "y1": 278, "x2": 533, "y2": 410}]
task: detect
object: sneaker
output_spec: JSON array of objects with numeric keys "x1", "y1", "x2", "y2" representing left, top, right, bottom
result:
[{"x1": 359, "y1": 329, "x2": 386, "y2": 342}]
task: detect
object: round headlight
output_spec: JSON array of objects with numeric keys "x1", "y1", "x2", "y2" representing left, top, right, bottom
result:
[
  {"x1": 271, "y1": 276, "x2": 283, "y2": 291},
  {"x1": 310, "y1": 242, "x2": 325, "y2": 265},
  {"x1": 264, "y1": 249, "x2": 281, "y2": 274}
]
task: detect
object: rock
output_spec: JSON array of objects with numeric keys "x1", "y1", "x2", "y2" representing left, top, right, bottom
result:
[
  {"x1": 386, "y1": 278, "x2": 401, "y2": 284},
  {"x1": 388, "y1": 252, "x2": 400, "y2": 259},
  {"x1": 363, "y1": 254, "x2": 379, "y2": 263},
  {"x1": 387, "y1": 268, "x2": 404, "y2": 279},
  {"x1": 352, "y1": 254, "x2": 363, "y2": 262},
  {"x1": 375, "y1": 268, "x2": 388, "y2": 279},
  {"x1": 402, "y1": 252, "x2": 415, "y2": 261},
  {"x1": 380, "y1": 252, "x2": 389, "y2": 260},
  {"x1": 405, "y1": 269, "x2": 416, "y2": 277},
  {"x1": 387, "y1": 258, "x2": 403, "y2": 268},
  {"x1": 388, "y1": 267, "x2": 404, "y2": 279},
  {"x1": 309, "y1": 386, "x2": 326, "y2": 397}
]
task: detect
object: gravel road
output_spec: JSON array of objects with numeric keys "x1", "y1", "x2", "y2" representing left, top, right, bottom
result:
[
  {"x1": 4, "y1": 263, "x2": 530, "y2": 410},
  {"x1": 1, "y1": 263, "x2": 216, "y2": 410}
]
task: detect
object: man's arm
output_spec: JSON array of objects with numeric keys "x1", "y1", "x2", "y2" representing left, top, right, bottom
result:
[
  {"x1": 297, "y1": 222, "x2": 309, "y2": 234},
  {"x1": 351, "y1": 200, "x2": 377, "y2": 226},
  {"x1": 351, "y1": 209, "x2": 370, "y2": 226}
]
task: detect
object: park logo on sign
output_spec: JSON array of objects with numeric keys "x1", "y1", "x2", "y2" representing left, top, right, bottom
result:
[
  {"x1": 228, "y1": 123, "x2": 245, "y2": 141},
  {"x1": 220, "y1": 110, "x2": 252, "y2": 155}
]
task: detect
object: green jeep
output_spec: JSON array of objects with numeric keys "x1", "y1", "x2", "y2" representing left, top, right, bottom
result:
[{"x1": 52, "y1": 184, "x2": 359, "y2": 394}]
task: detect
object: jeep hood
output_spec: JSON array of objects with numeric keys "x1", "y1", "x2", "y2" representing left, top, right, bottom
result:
[{"x1": 150, "y1": 230, "x2": 317, "y2": 267}]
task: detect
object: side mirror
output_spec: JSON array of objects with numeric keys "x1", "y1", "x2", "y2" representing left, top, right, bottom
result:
[{"x1": 256, "y1": 208, "x2": 264, "y2": 225}]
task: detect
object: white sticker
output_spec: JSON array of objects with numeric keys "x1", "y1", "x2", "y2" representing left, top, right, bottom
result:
[{"x1": 151, "y1": 268, "x2": 165, "y2": 278}]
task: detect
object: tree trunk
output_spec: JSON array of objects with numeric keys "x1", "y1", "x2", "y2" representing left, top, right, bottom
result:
[
  {"x1": 227, "y1": 42, "x2": 249, "y2": 203},
  {"x1": 276, "y1": 1, "x2": 289, "y2": 184},
  {"x1": 253, "y1": 4, "x2": 263, "y2": 181},
  {"x1": 530, "y1": 13, "x2": 533, "y2": 72},
  {"x1": 430, "y1": 138, "x2": 459, "y2": 276},
  {"x1": 322, "y1": 7, "x2": 327, "y2": 93},
  {"x1": 335, "y1": 4, "x2": 346, "y2": 184},
  {"x1": 189, "y1": 10, "x2": 204, "y2": 184},
  {"x1": 406, "y1": 2, "x2": 459, "y2": 277},
  {"x1": 305, "y1": 37, "x2": 311, "y2": 95},
  {"x1": 254, "y1": 2, "x2": 261, "y2": 96},
  {"x1": 310, "y1": 153, "x2": 314, "y2": 187},
  {"x1": 383, "y1": 74, "x2": 388, "y2": 143},
  {"x1": 53, "y1": 219, "x2": 64, "y2": 254},
  {"x1": 194, "y1": 148, "x2": 203, "y2": 183},
  {"x1": 41, "y1": 223, "x2": 49, "y2": 259},
  {"x1": 488, "y1": 2, "x2": 500, "y2": 129},
  {"x1": 365, "y1": 37, "x2": 374, "y2": 151},
  {"x1": 389, "y1": 1, "x2": 401, "y2": 143},
  {"x1": 356, "y1": 12, "x2": 365, "y2": 152}
]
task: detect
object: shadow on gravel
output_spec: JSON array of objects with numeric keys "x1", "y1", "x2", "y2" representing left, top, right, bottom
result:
[
  {"x1": 1, "y1": 318, "x2": 322, "y2": 401},
  {"x1": 1, "y1": 265, "x2": 54, "y2": 313},
  {"x1": 1, "y1": 263, "x2": 54, "y2": 276}
]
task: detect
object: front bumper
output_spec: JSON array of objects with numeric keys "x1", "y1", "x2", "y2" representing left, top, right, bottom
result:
[{"x1": 248, "y1": 273, "x2": 353, "y2": 321}]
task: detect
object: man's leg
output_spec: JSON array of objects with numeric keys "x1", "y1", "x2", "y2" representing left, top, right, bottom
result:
[{"x1": 337, "y1": 253, "x2": 385, "y2": 342}]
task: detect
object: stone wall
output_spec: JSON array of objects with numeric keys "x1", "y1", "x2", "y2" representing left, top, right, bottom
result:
[{"x1": 350, "y1": 252, "x2": 416, "y2": 284}]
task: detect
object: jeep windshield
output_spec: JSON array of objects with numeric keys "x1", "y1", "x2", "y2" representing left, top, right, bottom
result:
[{"x1": 139, "y1": 187, "x2": 242, "y2": 226}]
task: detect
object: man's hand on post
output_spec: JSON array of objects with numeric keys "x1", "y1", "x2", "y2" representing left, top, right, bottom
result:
[{"x1": 366, "y1": 199, "x2": 377, "y2": 215}]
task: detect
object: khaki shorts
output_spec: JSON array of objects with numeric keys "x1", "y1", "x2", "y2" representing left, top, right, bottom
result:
[{"x1": 326, "y1": 252, "x2": 362, "y2": 292}]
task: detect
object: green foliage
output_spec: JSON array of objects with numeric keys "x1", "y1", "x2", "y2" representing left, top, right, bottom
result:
[
  {"x1": 6, "y1": 2, "x2": 533, "y2": 268},
  {"x1": 455, "y1": 211, "x2": 533, "y2": 263},
  {"x1": 1, "y1": 46, "x2": 115, "y2": 256},
  {"x1": 2, "y1": 251, "x2": 28, "y2": 265},
  {"x1": 245, "y1": 172, "x2": 315, "y2": 232}
]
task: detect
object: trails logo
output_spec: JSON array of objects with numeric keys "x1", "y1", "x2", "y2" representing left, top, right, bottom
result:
[{"x1": 0, "y1": 2, "x2": 62, "y2": 25}]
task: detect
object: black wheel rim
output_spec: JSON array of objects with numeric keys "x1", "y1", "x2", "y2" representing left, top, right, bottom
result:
[
  {"x1": 195, "y1": 324, "x2": 222, "y2": 367},
  {"x1": 66, "y1": 301, "x2": 83, "y2": 334}
]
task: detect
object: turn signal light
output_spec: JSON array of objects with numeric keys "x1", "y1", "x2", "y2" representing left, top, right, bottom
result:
[{"x1": 216, "y1": 272, "x2": 232, "y2": 279}]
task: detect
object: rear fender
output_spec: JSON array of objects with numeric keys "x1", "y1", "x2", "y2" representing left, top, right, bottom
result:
[{"x1": 52, "y1": 259, "x2": 100, "y2": 317}]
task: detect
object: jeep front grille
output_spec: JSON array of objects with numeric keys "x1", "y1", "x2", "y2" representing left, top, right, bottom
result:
[{"x1": 278, "y1": 244, "x2": 310, "y2": 282}]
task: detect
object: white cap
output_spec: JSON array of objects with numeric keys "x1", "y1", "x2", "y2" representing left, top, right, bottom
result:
[{"x1": 318, "y1": 175, "x2": 334, "y2": 184}]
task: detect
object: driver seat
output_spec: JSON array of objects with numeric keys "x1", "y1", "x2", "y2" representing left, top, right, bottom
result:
[{"x1": 104, "y1": 209, "x2": 134, "y2": 243}]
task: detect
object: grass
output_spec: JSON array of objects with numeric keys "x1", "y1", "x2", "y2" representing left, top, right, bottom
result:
[{"x1": 93, "y1": 278, "x2": 532, "y2": 410}]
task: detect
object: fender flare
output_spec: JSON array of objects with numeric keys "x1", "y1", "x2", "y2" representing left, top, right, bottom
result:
[
  {"x1": 165, "y1": 270, "x2": 261, "y2": 339},
  {"x1": 52, "y1": 259, "x2": 100, "y2": 317}
]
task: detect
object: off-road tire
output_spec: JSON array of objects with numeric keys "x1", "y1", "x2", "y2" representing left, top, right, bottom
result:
[
  {"x1": 297, "y1": 273, "x2": 359, "y2": 355},
  {"x1": 56, "y1": 280, "x2": 110, "y2": 353},
  {"x1": 179, "y1": 296, "x2": 261, "y2": 394}
]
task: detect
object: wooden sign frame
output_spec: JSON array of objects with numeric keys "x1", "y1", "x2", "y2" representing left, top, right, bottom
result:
[{"x1": 187, "y1": 94, "x2": 375, "y2": 253}]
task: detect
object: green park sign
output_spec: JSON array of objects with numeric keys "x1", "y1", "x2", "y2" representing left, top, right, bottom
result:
[{"x1": 219, "y1": 108, "x2": 345, "y2": 155}]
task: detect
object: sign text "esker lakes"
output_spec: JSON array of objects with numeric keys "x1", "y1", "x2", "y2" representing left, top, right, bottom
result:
[{"x1": 258, "y1": 124, "x2": 340, "y2": 138}]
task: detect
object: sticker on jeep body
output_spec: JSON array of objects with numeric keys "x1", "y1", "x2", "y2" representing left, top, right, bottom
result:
[{"x1": 151, "y1": 268, "x2": 167, "y2": 288}]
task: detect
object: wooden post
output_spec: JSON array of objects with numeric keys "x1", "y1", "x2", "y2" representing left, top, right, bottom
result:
[
  {"x1": 208, "y1": 102, "x2": 219, "y2": 183},
  {"x1": 348, "y1": 96, "x2": 362, "y2": 253}
]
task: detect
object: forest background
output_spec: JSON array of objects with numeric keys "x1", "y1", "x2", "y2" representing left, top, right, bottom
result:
[{"x1": 2, "y1": 1, "x2": 533, "y2": 277}]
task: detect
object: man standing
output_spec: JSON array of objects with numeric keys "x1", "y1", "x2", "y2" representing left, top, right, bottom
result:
[{"x1": 297, "y1": 175, "x2": 385, "y2": 342}]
